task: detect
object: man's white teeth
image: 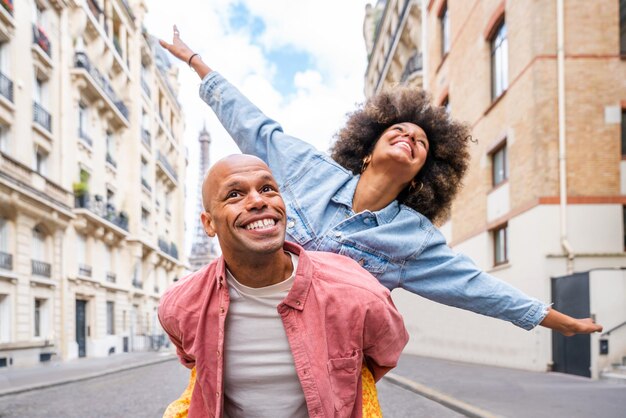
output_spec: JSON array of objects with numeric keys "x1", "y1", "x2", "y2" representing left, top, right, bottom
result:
[{"x1": 245, "y1": 219, "x2": 276, "y2": 230}]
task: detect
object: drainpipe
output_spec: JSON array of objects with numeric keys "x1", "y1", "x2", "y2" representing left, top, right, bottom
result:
[{"x1": 557, "y1": 0, "x2": 574, "y2": 273}]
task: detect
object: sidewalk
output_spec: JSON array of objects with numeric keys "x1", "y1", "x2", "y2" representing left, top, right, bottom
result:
[
  {"x1": 0, "y1": 351, "x2": 177, "y2": 397},
  {"x1": 385, "y1": 353, "x2": 626, "y2": 418}
]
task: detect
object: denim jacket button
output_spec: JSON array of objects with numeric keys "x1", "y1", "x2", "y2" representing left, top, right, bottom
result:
[
  {"x1": 334, "y1": 231, "x2": 342, "y2": 238},
  {"x1": 287, "y1": 220, "x2": 295, "y2": 228}
]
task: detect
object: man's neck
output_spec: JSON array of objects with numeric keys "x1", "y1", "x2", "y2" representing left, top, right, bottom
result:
[{"x1": 225, "y1": 250, "x2": 294, "y2": 288}]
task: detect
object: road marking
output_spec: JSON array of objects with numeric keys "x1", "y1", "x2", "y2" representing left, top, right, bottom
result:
[{"x1": 384, "y1": 372, "x2": 501, "y2": 418}]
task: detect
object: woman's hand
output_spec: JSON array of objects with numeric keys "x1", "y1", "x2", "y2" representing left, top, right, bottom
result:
[
  {"x1": 159, "y1": 25, "x2": 195, "y2": 63},
  {"x1": 159, "y1": 25, "x2": 212, "y2": 79}
]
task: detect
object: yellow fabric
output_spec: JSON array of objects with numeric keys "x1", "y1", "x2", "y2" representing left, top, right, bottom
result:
[{"x1": 163, "y1": 364, "x2": 382, "y2": 417}]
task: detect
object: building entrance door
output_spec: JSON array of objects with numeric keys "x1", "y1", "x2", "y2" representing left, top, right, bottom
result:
[
  {"x1": 76, "y1": 300, "x2": 87, "y2": 358},
  {"x1": 551, "y1": 272, "x2": 591, "y2": 377}
]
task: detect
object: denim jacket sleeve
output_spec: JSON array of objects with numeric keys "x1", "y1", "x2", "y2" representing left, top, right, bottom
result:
[
  {"x1": 199, "y1": 71, "x2": 323, "y2": 187},
  {"x1": 400, "y1": 224, "x2": 549, "y2": 330}
]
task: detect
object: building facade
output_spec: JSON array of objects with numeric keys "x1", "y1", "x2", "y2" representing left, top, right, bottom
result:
[
  {"x1": 0, "y1": 0, "x2": 186, "y2": 367},
  {"x1": 366, "y1": 0, "x2": 626, "y2": 379}
]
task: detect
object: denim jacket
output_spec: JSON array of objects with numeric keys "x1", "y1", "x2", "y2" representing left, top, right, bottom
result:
[{"x1": 200, "y1": 72, "x2": 548, "y2": 330}]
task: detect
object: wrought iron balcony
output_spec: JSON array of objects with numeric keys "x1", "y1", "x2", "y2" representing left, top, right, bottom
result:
[
  {"x1": 0, "y1": 251, "x2": 12, "y2": 270},
  {"x1": 0, "y1": 71, "x2": 13, "y2": 103},
  {"x1": 32, "y1": 24, "x2": 51, "y2": 57},
  {"x1": 79, "y1": 129, "x2": 93, "y2": 147},
  {"x1": 74, "y1": 52, "x2": 129, "y2": 121},
  {"x1": 141, "y1": 76, "x2": 151, "y2": 98},
  {"x1": 74, "y1": 193, "x2": 129, "y2": 231},
  {"x1": 78, "y1": 264, "x2": 92, "y2": 277},
  {"x1": 106, "y1": 272, "x2": 116, "y2": 283},
  {"x1": 157, "y1": 151, "x2": 178, "y2": 182},
  {"x1": 32, "y1": 259, "x2": 51, "y2": 277},
  {"x1": 401, "y1": 52, "x2": 423, "y2": 83},
  {"x1": 1, "y1": 0, "x2": 14, "y2": 16},
  {"x1": 141, "y1": 129, "x2": 151, "y2": 147},
  {"x1": 106, "y1": 153, "x2": 117, "y2": 168},
  {"x1": 33, "y1": 102, "x2": 52, "y2": 132},
  {"x1": 158, "y1": 238, "x2": 179, "y2": 259}
]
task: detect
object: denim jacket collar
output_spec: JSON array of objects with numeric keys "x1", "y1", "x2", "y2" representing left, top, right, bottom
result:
[{"x1": 330, "y1": 174, "x2": 400, "y2": 225}]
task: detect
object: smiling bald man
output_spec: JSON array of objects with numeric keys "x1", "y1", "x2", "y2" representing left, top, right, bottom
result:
[{"x1": 158, "y1": 155, "x2": 408, "y2": 418}]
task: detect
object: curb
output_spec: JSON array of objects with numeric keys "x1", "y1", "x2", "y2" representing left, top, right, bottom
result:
[
  {"x1": 383, "y1": 372, "x2": 500, "y2": 418},
  {"x1": 0, "y1": 353, "x2": 177, "y2": 398}
]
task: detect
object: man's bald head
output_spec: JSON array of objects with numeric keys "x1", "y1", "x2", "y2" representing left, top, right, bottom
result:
[{"x1": 202, "y1": 154, "x2": 271, "y2": 212}]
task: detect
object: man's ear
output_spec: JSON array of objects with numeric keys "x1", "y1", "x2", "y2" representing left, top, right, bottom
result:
[{"x1": 200, "y1": 211, "x2": 216, "y2": 237}]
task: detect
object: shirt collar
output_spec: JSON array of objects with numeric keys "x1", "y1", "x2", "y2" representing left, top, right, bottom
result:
[
  {"x1": 330, "y1": 174, "x2": 401, "y2": 225},
  {"x1": 214, "y1": 242, "x2": 312, "y2": 311}
]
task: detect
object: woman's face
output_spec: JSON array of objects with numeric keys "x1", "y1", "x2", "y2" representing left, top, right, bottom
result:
[{"x1": 369, "y1": 122, "x2": 429, "y2": 183}]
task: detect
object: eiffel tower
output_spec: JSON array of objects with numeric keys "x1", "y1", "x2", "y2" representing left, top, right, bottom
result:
[{"x1": 189, "y1": 124, "x2": 219, "y2": 271}]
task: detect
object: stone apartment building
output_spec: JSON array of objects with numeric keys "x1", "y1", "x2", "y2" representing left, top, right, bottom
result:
[
  {"x1": 365, "y1": 0, "x2": 626, "y2": 379},
  {"x1": 0, "y1": 0, "x2": 186, "y2": 367}
]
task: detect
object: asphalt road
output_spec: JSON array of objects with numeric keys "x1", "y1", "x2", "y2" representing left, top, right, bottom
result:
[{"x1": 0, "y1": 359, "x2": 458, "y2": 417}]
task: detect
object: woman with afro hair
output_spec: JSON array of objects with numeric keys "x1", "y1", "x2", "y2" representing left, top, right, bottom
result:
[{"x1": 159, "y1": 28, "x2": 602, "y2": 418}]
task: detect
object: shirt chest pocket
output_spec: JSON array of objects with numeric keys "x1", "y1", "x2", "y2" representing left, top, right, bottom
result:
[
  {"x1": 327, "y1": 350, "x2": 361, "y2": 415},
  {"x1": 338, "y1": 244, "x2": 390, "y2": 275},
  {"x1": 285, "y1": 201, "x2": 315, "y2": 246}
]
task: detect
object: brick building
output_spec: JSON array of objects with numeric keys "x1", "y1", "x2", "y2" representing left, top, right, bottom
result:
[{"x1": 366, "y1": 0, "x2": 626, "y2": 378}]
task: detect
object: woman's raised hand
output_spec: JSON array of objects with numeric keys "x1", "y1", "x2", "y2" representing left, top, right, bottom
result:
[{"x1": 159, "y1": 25, "x2": 195, "y2": 64}]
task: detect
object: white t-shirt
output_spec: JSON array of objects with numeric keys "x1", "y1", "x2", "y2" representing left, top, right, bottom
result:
[{"x1": 223, "y1": 252, "x2": 308, "y2": 418}]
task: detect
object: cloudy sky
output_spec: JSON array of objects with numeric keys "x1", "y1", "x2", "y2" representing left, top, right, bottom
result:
[{"x1": 144, "y1": 0, "x2": 373, "y2": 254}]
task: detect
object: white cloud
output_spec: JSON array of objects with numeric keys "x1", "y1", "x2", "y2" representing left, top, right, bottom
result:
[{"x1": 144, "y1": 0, "x2": 371, "y2": 255}]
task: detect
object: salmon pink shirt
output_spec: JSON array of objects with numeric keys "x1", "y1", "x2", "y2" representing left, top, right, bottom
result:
[{"x1": 158, "y1": 242, "x2": 408, "y2": 417}]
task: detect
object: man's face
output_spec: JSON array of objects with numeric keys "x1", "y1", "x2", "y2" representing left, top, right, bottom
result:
[{"x1": 201, "y1": 155, "x2": 287, "y2": 262}]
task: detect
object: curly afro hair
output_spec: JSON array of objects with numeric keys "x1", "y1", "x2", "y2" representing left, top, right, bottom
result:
[{"x1": 330, "y1": 87, "x2": 471, "y2": 225}]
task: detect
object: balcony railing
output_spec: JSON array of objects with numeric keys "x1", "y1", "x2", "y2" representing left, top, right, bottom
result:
[
  {"x1": 74, "y1": 52, "x2": 129, "y2": 121},
  {"x1": 141, "y1": 129, "x2": 151, "y2": 148},
  {"x1": 141, "y1": 77, "x2": 151, "y2": 98},
  {"x1": 1, "y1": 0, "x2": 14, "y2": 16},
  {"x1": 106, "y1": 272, "x2": 116, "y2": 283},
  {"x1": 78, "y1": 264, "x2": 92, "y2": 277},
  {"x1": 32, "y1": 259, "x2": 51, "y2": 277},
  {"x1": 141, "y1": 178, "x2": 151, "y2": 192},
  {"x1": 74, "y1": 193, "x2": 129, "y2": 231},
  {"x1": 0, "y1": 72, "x2": 14, "y2": 103},
  {"x1": 32, "y1": 24, "x2": 51, "y2": 58},
  {"x1": 157, "y1": 151, "x2": 178, "y2": 182},
  {"x1": 401, "y1": 52, "x2": 423, "y2": 83},
  {"x1": 79, "y1": 129, "x2": 93, "y2": 147},
  {"x1": 106, "y1": 153, "x2": 117, "y2": 168},
  {"x1": 158, "y1": 238, "x2": 179, "y2": 259},
  {"x1": 33, "y1": 102, "x2": 52, "y2": 132},
  {"x1": 0, "y1": 251, "x2": 12, "y2": 270}
]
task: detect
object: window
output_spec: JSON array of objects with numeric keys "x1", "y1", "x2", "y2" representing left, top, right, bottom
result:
[
  {"x1": 493, "y1": 224, "x2": 508, "y2": 265},
  {"x1": 78, "y1": 103, "x2": 88, "y2": 137},
  {"x1": 0, "y1": 217, "x2": 7, "y2": 253},
  {"x1": 0, "y1": 294, "x2": 9, "y2": 342},
  {"x1": 619, "y1": 0, "x2": 626, "y2": 55},
  {"x1": 106, "y1": 301, "x2": 115, "y2": 335},
  {"x1": 141, "y1": 158, "x2": 148, "y2": 179},
  {"x1": 440, "y1": 4, "x2": 450, "y2": 57},
  {"x1": 623, "y1": 206, "x2": 626, "y2": 249},
  {"x1": 76, "y1": 234, "x2": 86, "y2": 266},
  {"x1": 621, "y1": 109, "x2": 626, "y2": 157},
  {"x1": 34, "y1": 298, "x2": 48, "y2": 338},
  {"x1": 34, "y1": 148, "x2": 48, "y2": 176},
  {"x1": 490, "y1": 20, "x2": 508, "y2": 100},
  {"x1": 32, "y1": 225, "x2": 46, "y2": 261},
  {"x1": 491, "y1": 144, "x2": 508, "y2": 187},
  {"x1": 106, "y1": 132, "x2": 115, "y2": 160},
  {"x1": 441, "y1": 96, "x2": 450, "y2": 114},
  {"x1": 0, "y1": 124, "x2": 9, "y2": 153},
  {"x1": 141, "y1": 208, "x2": 150, "y2": 228}
]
